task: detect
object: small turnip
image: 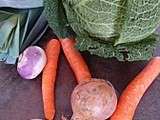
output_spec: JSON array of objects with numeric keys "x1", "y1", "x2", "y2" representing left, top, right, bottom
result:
[
  {"x1": 17, "y1": 46, "x2": 47, "y2": 79},
  {"x1": 70, "y1": 79, "x2": 117, "y2": 120}
]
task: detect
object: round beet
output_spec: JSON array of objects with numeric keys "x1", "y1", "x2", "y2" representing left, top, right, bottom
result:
[
  {"x1": 71, "y1": 79, "x2": 117, "y2": 120},
  {"x1": 17, "y1": 46, "x2": 47, "y2": 79}
]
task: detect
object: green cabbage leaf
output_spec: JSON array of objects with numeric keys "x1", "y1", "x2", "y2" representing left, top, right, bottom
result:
[{"x1": 44, "y1": 0, "x2": 160, "y2": 61}]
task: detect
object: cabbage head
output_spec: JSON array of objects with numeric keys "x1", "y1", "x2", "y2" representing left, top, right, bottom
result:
[{"x1": 44, "y1": 0, "x2": 160, "y2": 61}]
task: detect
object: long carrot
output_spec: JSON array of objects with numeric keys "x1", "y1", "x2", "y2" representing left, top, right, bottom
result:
[
  {"x1": 110, "y1": 57, "x2": 160, "y2": 120},
  {"x1": 60, "y1": 38, "x2": 92, "y2": 84},
  {"x1": 42, "y1": 39, "x2": 60, "y2": 120}
]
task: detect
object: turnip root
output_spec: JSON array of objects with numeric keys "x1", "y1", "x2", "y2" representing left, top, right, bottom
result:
[
  {"x1": 17, "y1": 46, "x2": 47, "y2": 79},
  {"x1": 70, "y1": 79, "x2": 117, "y2": 120}
]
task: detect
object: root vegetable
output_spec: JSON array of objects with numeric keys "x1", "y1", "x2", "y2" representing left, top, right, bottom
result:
[
  {"x1": 71, "y1": 79, "x2": 117, "y2": 120},
  {"x1": 60, "y1": 38, "x2": 117, "y2": 120},
  {"x1": 110, "y1": 57, "x2": 160, "y2": 120},
  {"x1": 17, "y1": 46, "x2": 47, "y2": 79},
  {"x1": 42, "y1": 39, "x2": 60, "y2": 120},
  {"x1": 60, "y1": 38, "x2": 91, "y2": 84}
]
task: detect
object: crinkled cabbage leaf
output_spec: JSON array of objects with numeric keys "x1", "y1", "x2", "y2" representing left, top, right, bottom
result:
[{"x1": 44, "y1": 0, "x2": 160, "y2": 61}]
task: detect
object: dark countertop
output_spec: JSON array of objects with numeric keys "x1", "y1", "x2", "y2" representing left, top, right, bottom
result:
[
  {"x1": 0, "y1": 28, "x2": 160, "y2": 120},
  {"x1": 0, "y1": 52, "x2": 160, "y2": 120}
]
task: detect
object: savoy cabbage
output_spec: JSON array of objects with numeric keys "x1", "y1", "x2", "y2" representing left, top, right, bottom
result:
[{"x1": 44, "y1": 0, "x2": 160, "y2": 61}]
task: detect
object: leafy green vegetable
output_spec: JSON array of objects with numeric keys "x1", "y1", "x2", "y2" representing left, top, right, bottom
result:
[
  {"x1": 0, "y1": 15, "x2": 17, "y2": 51},
  {"x1": 76, "y1": 34, "x2": 158, "y2": 61},
  {"x1": 5, "y1": 15, "x2": 20, "y2": 64},
  {"x1": 44, "y1": 0, "x2": 160, "y2": 61},
  {"x1": 0, "y1": 8, "x2": 47, "y2": 64},
  {"x1": 44, "y1": 0, "x2": 74, "y2": 38}
]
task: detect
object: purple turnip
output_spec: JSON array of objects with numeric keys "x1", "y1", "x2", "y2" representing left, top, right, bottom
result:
[{"x1": 17, "y1": 46, "x2": 47, "y2": 79}]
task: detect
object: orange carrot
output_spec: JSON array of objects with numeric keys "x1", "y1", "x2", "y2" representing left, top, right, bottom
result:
[
  {"x1": 42, "y1": 39, "x2": 60, "y2": 120},
  {"x1": 60, "y1": 38, "x2": 91, "y2": 84},
  {"x1": 110, "y1": 57, "x2": 160, "y2": 120}
]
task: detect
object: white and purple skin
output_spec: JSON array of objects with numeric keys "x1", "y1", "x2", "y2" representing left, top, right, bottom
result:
[{"x1": 17, "y1": 46, "x2": 47, "y2": 79}]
